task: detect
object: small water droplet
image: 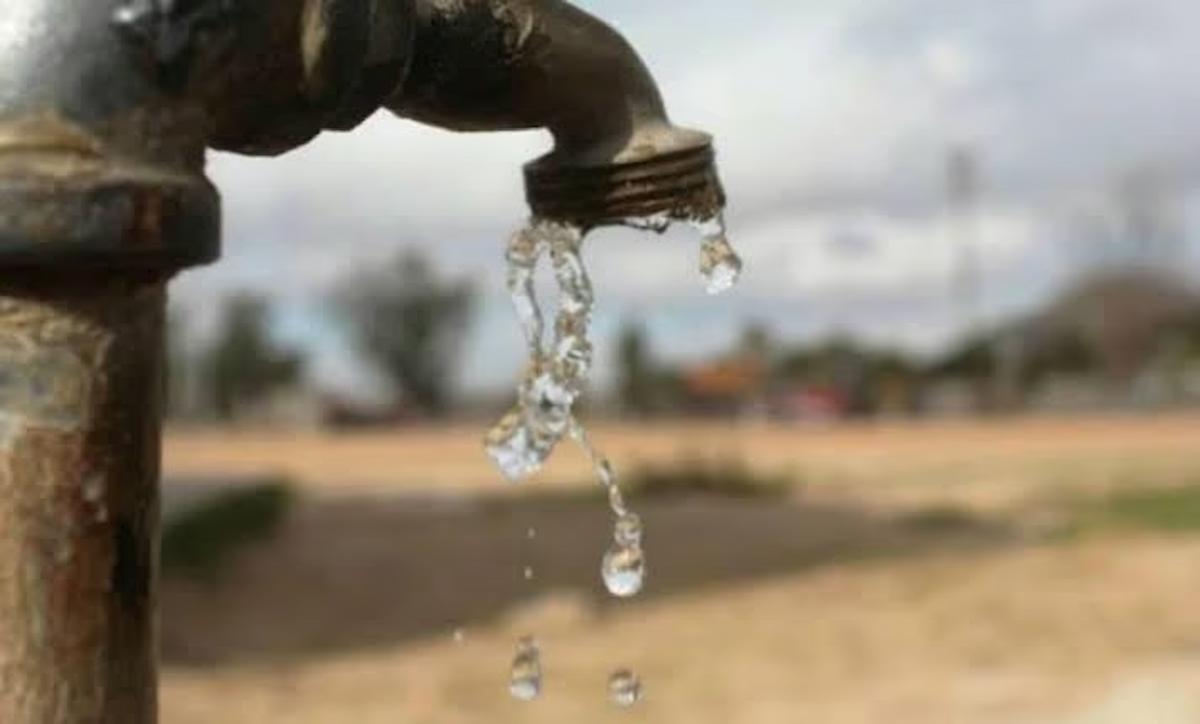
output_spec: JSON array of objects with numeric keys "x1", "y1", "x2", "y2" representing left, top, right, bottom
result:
[
  {"x1": 614, "y1": 513, "x2": 643, "y2": 547},
  {"x1": 524, "y1": 566, "x2": 535, "y2": 581},
  {"x1": 602, "y1": 544, "x2": 646, "y2": 598},
  {"x1": 527, "y1": 527, "x2": 538, "y2": 540},
  {"x1": 699, "y1": 235, "x2": 743, "y2": 295},
  {"x1": 509, "y1": 636, "x2": 542, "y2": 702},
  {"x1": 453, "y1": 628, "x2": 466, "y2": 645},
  {"x1": 608, "y1": 669, "x2": 643, "y2": 708}
]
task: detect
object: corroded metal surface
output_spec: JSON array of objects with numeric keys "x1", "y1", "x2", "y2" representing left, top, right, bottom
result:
[
  {"x1": 0, "y1": 276, "x2": 165, "y2": 723},
  {"x1": 525, "y1": 142, "x2": 726, "y2": 227}
]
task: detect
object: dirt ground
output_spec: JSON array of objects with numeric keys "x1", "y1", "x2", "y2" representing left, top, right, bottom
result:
[{"x1": 159, "y1": 414, "x2": 1200, "y2": 723}]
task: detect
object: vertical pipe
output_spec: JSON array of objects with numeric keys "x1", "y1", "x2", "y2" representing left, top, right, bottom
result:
[{"x1": 0, "y1": 273, "x2": 165, "y2": 723}]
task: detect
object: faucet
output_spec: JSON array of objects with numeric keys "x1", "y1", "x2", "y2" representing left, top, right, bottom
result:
[{"x1": 0, "y1": 1, "x2": 725, "y2": 720}]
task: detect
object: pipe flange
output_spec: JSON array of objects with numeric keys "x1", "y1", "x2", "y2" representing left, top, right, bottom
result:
[
  {"x1": 524, "y1": 143, "x2": 726, "y2": 227},
  {"x1": 0, "y1": 161, "x2": 218, "y2": 272}
]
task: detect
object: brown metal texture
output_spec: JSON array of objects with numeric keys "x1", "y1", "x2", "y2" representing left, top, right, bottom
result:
[
  {"x1": 525, "y1": 142, "x2": 726, "y2": 227},
  {"x1": 390, "y1": 0, "x2": 728, "y2": 226},
  {"x1": 0, "y1": 273, "x2": 166, "y2": 723}
]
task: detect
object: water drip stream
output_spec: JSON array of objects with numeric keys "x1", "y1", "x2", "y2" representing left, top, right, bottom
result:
[{"x1": 490, "y1": 212, "x2": 742, "y2": 705}]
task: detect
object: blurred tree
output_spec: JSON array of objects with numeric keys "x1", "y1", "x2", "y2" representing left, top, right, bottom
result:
[
  {"x1": 616, "y1": 321, "x2": 655, "y2": 417},
  {"x1": 738, "y1": 322, "x2": 773, "y2": 363},
  {"x1": 336, "y1": 250, "x2": 474, "y2": 417},
  {"x1": 203, "y1": 295, "x2": 306, "y2": 421},
  {"x1": 166, "y1": 306, "x2": 193, "y2": 420}
]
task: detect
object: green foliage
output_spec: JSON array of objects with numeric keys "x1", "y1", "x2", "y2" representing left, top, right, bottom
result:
[
  {"x1": 203, "y1": 294, "x2": 305, "y2": 421},
  {"x1": 616, "y1": 322, "x2": 655, "y2": 416},
  {"x1": 162, "y1": 481, "x2": 294, "y2": 578},
  {"x1": 1072, "y1": 484, "x2": 1200, "y2": 535},
  {"x1": 336, "y1": 250, "x2": 474, "y2": 416},
  {"x1": 627, "y1": 459, "x2": 793, "y2": 500}
]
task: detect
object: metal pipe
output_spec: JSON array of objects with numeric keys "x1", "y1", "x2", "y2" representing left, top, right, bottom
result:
[
  {"x1": 0, "y1": 273, "x2": 166, "y2": 723},
  {"x1": 0, "y1": 0, "x2": 725, "y2": 719},
  {"x1": 390, "y1": 0, "x2": 725, "y2": 225}
]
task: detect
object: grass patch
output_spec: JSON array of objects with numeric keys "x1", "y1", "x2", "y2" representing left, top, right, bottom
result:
[
  {"x1": 1068, "y1": 483, "x2": 1200, "y2": 537},
  {"x1": 626, "y1": 459, "x2": 793, "y2": 500},
  {"x1": 163, "y1": 480, "x2": 294, "y2": 578}
]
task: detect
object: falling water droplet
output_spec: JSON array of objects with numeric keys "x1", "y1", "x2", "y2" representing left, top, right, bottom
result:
[
  {"x1": 608, "y1": 669, "x2": 643, "y2": 708},
  {"x1": 527, "y1": 526, "x2": 538, "y2": 540},
  {"x1": 453, "y1": 628, "x2": 466, "y2": 645},
  {"x1": 692, "y1": 215, "x2": 743, "y2": 295},
  {"x1": 509, "y1": 636, "x2": 543, "y2": 702},
  {"x1": 524, "y1": 565, "x2": 535, "y2": 581},
  {"x1": 602, "y1": 544, "x2": 646, "y2": 598}
]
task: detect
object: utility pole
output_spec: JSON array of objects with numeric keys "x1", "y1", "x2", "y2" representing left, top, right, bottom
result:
[{"x1": 947, "y1": 145, "x2": 981, "y2": 339}]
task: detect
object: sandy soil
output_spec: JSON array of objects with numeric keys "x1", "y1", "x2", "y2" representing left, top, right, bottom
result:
[{"x1": 158, "y1": 414, "x2": 1200, "y2": 722}]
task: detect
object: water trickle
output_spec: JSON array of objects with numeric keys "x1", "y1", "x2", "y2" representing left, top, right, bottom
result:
[
  {"x1": 614, "y1": 513, "x2": 643, "y2": 548},
  {"x1": 509, "y1": 636, "x2": 543, "y2": 702},
  {"x1": 608, "y1": 669, "x2": 643, "y2": 708},
  {"x1": 486, "y1": 219, "x2": 591, "y2": 481},
  {"x1": 488, "y1": 209, "x2": 740, "y2": 703}
]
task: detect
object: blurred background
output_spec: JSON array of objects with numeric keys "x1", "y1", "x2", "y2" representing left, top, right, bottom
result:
[{"x1": 160, "y1": 0, "x2": 1200, "y2": 721}]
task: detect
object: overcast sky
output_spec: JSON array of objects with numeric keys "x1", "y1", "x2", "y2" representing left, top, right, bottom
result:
[{"x1": 173, "y1": 0, "x2": 1200, "y2": 393}]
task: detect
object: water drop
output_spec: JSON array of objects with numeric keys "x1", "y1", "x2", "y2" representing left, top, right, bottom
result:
[
  {"x1": 527, "y1": 526, "x2": 538, "y2": 540},
  {"x1": 602, "y1": 544, "x2": 646, "y2": 598},
  {"x1": 509, "y1": 636, "x2": 542, "y2": 702},
  {"x1": 699, "y1": 236, "x2": 743, "y2": 295},
  {"x1": 692, "y1": 215, "x2": 743, "y2": 295},
  {"x1": 524, "y1": 566, "x2": 535, "y2": 581},
  {"x1": 614, "y1": 513, "x2": 643, "y2": 547},
  {"x1": 453, "y1": 628, "x2": 466, "y2": 645},
  {"x1": 608, "y1": 669, "x2": 643, "y2": 708}
]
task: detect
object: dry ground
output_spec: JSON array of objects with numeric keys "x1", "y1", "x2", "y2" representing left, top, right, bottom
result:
[{"x1": 160, "y1": 414, "x2": 1200, "y2": 722}]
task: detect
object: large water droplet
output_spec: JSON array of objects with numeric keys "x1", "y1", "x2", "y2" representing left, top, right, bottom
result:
[
  {"x1": 602, "y1": 544, "x2": 646, "y2": 598},
  {"x1": 509, "y1": 636, "x2": 542, "y2": 702},
  {"x1": 608, "y1": 669, "x2": 643, "y2": 708}
]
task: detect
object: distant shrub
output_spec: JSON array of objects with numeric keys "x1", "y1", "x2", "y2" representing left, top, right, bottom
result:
[
  {"x1": 163, "y1": 480, "x2": 294, "y2": 577},
  {"x1": 1074, "y1": 484, "x2": 1200, "y2": 535},
  {"x1": 899, "y1": 506, "x2": 982, "y2": 534},
  {"x1": 626, "y1": 459, "x2": 792, "y2": 500}
]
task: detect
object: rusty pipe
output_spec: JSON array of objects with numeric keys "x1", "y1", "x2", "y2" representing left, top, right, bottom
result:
[{"x1": 0, "y1": 273, "x2": 165, "y2": 723}]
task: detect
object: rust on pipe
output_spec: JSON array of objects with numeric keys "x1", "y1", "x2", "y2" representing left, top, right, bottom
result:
[{"x1": 0, "y1": 274, "x2": 165, "y2": 723}]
